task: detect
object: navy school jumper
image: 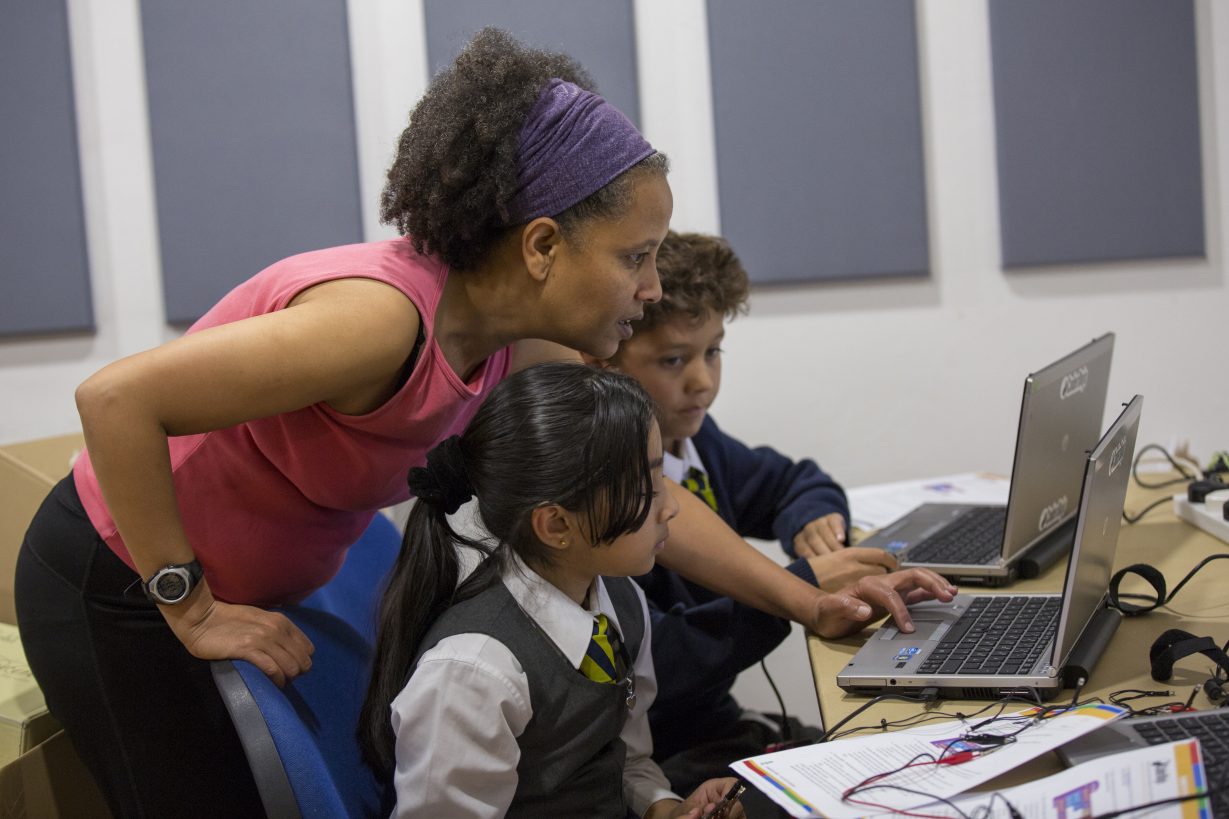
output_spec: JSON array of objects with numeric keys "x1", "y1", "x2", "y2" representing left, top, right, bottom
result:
[{"x1": 634, "y1": 414, "x2": 850, "y2": 760}]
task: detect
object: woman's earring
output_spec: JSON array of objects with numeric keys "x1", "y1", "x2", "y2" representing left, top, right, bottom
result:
[{"x1": 560, "y1": 539, "x2": 568, "y2": 547}]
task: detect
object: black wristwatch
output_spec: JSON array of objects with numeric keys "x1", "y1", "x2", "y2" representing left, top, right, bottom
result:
[{"x1": 143, "y1": 560, "x2": 204, "y2": 605}]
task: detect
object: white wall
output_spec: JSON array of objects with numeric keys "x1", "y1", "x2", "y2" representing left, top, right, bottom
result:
[
  {"x1": 705, "y1": 0, "x2": 1227, "y2": 489},
  {"x1": 2, "y1": 0, "x2": 1225, "y2": 725}
]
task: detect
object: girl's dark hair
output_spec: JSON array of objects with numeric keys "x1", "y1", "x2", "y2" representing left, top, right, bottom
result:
[
  {"x1": 380, "y1": 27, "x2": 669, "y2": 270},
  {"x1": 358, "y1": 362, "x2": 658, "y2": 774}
]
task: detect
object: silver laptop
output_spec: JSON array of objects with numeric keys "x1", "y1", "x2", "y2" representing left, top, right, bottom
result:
[
  {"x1": 837, "y1": 395, "x2": 1141, "y2": 701},
  {"x1": 859, "y1": 333, "x2": 1114, "y2": 585},
  {"x1": 1058, "y1": 709, "x2": 1229, "y2": 816}
]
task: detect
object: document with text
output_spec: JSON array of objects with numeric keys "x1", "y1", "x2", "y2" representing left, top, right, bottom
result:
[{"x1": 731, "y1": 704, "x2": 1127, "y2": 818}]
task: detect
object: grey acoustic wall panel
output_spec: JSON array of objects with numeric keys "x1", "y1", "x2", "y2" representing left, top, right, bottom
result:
[
  {"x1": 990, "y1": 1, "x2": 1204, "y2": 268},
  {"x1": 708, "y1": 1, "x2": 928, "y2": 284},
  {"x1": 424, "y1": 0, "x2": 640, "y2": 127},
  {"x1": 0, "y1": 0, "x2": 93, "y2": 336},
  {"x1": 141, "y1": 0, "x2": 363, "y2": 324}
]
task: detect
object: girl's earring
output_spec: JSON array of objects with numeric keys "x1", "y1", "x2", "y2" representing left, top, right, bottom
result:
[{"x1": 560, "y1": 539, "x2": 568, "y2": 547}]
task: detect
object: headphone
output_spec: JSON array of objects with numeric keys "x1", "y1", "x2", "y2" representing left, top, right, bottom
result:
[{"x1": 1148, "y1": 628, "x2": 1229, "y2": 703}]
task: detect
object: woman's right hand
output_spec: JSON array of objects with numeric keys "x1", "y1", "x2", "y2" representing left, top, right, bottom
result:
[
  {"x1": 161, "y1": 585, "x2": 315, "y2": 687},
  {"x1": 809, "y1": 568, "x2": 958, "y2": 640}
]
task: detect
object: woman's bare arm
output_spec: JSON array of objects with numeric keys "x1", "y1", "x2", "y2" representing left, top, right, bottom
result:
[
  {"x1": 77, "y1": 278, "x2": 421, "y2": 681},
  {"x1": 657, "y1": 484, "x2": 956, "y2": 637}
]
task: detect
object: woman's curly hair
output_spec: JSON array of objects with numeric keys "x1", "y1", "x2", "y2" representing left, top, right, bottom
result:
[
  {"x1": 638, "y1": 231, "x2": 750, "y2": 331},
  {"x1": 381, "y1": 28, "x2": 667, "y2": 271}
]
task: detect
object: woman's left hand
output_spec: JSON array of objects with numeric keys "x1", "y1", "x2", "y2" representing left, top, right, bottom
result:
[{"x1": 809, "y1": 569, "x2": 958, "y2": 639}]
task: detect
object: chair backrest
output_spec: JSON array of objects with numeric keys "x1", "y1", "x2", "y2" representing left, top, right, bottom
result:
[{"x1": 212, "y1": 513, "x2": 401, "y2": 818}]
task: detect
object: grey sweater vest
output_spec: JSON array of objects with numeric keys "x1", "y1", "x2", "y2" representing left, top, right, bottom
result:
[{"x1": 416, "y1": 575, "x2": 646, "y2": 818}]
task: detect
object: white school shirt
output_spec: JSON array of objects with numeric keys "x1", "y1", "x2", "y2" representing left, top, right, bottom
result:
[
  {"x1": 663, "y1": 436, "x2": 705, "y2": 486},
  {"x1": 388, "y1": 552, "x2": 679, "y2": 817}
]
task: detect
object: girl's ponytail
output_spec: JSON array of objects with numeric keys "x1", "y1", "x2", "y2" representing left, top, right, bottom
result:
[{"x1": 358, "y1": 437, "x2": 492, "y2": 774}]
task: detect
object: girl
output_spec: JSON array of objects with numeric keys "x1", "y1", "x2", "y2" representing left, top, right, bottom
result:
[{"x1": 361, "y1": 362, "x2": 743, "y2": 818}]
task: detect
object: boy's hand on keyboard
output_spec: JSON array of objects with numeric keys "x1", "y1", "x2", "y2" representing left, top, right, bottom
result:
[
  {"x1": 794, "y1": 513, "x2": 849, "y2": 555},
  {"x1": 811, "y1": 569, "x2": 957, "y2": 639},
  {"x1": 808, "y1": 547, "x2": 897, "y2": 591}
]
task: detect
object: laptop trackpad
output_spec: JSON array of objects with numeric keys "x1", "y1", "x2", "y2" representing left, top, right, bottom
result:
[
  {"x1": 880, "y1": 617, "x2": 949, "y2": 642},
  {"x1": 907, "y1": 619, "x2": 947, "y2": 641}
]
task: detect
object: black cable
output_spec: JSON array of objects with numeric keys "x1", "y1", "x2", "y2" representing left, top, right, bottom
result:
[
  {"x1": 1131, "y1": 443, "x2": 1201, "y2": 489},
  {"x1": 1121, "y1": 442, "x2": 1209, "y2": 524},
  {"x1": 847, "y1": 781, "x2": 978, "y2": 819},
  {"x1": 759, "y1": 659, "x2": 792, "y2": 742},
  {"x1": 1090, "y1": 780, "x2": 1228, "y2": 819},
  {"x1": 1121, "y1": 494, "x2": 1173, "y2": 524},
  {"x1": 817, "y1": 692, "x2": 927, "y2": 742},
  {"x1": 982, "y1": 791, "x2": 1025, "y2": 819},
  {"x1": 1107, "y1": 688, "x2": 1184, "y2": 716},
  {"x1": 1112, "y1": 553, "x2": 1229, "y2": 611},
  {"x1": 820, "y1": 691, "x2": 1047, "y2": 743}
]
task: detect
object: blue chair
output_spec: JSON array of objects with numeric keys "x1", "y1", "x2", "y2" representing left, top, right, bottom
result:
[{"x1": 212, "y1": 513, "x2": 401, "y2": 818}]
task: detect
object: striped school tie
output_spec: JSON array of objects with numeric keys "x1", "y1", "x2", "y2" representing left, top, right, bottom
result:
[
  {"x1": 682, "y1": 466, "x2": 718, "y2": 513},
  {"x1": 580, "y1": 614, "x2": 619, "y2": 684}
]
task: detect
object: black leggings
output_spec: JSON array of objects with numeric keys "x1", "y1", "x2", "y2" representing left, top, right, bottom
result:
[{"x1": 15, "y1": 477, "x2": 265, "y2": 818}]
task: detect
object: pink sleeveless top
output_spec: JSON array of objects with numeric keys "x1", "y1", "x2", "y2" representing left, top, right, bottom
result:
[{"x1": 73, "y1": 238, "x2": 512, "y2": 605}]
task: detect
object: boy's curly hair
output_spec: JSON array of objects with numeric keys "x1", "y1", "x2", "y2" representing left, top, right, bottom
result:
[
  {"x1": 380, "y1": 27, "x2": 667, "y2": 270},
  {"x1": 639, "y1": 231, "x2": 750, "y2": 331}
]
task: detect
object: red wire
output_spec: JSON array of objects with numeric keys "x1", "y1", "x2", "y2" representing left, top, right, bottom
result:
[{"x1": 841, "y1": 749, "x2": 981, "y2": 816}]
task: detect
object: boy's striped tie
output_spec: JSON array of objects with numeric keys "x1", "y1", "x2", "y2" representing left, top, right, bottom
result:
[
  {"x1": 682, "y1": 466, "x2": 718, "y2": 513},
  {"x1": 580, "y1": 614, "x2": 619, "y2": 684}
]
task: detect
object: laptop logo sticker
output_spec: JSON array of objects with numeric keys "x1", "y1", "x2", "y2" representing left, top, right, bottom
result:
[
  {"x1": 1108, "y1": 432, "x2": 1127, "y2": 477},
  {"x1": 1038, "y1": 495, "x2": 1068, "y2": 531},
  {"x1": 1059, "y1": 365, "x2": 1089, "y2": 399}
]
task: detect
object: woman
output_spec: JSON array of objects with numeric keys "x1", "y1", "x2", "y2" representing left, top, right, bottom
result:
[{"x1": 15, "y1": 27, "x2": 951, "y2": 818}]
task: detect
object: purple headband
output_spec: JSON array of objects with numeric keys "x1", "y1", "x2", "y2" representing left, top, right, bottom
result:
[{"x1": 506, "y1": 78, "x2": 655, "y2": 224}]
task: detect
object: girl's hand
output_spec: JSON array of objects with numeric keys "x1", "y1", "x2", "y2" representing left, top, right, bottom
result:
[
  {"x1": 645, "y1": 778, "x2": 745, "y2": 819},
  {"x1": 793, "y1": 512, "x2": 849, "y2": 556},
  {"x1": 671, "y1": 777, "x2": 745, "y2": 818},
  {"x1": 162, "y1": 584, "x2": 315, "y2": 687},
  {"x1": 807, "y1": 546, "x2": 897, "y2": 591},
  {"x1": 810, "y1": 569, "x2": 958, "y2": 639}
]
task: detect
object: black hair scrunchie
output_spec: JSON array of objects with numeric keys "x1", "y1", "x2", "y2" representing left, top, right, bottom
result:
[{"x1": 408, "y1": 435, "x2": 473, "y2": 515}]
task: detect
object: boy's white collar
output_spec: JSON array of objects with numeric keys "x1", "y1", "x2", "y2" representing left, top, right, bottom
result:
[{"x1": 663, "y1": 436, "x2": 705, "y2": 485}]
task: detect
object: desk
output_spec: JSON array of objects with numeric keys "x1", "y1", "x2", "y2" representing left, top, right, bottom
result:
[{"x1": 806, "y1": 479, "x2": 1229, "y2": 784}]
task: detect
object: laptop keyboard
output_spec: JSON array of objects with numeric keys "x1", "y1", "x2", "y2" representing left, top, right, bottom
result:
[
  {"x1": 1127, "y1": 710, "x2": 1228, "y2": 814},
  {"x1": 905, "y1": 506, "x2": 1007, "y2": 565},
  {"x1": 918, "y1": 595, "x2": 1060, "y2": 676}
]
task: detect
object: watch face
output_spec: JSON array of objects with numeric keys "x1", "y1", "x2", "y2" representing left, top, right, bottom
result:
[{"x1": 156, "y1": 572, "x2": 189, "y2": 602}]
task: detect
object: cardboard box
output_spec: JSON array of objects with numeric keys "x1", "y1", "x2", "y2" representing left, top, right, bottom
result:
[
  {"x1": 0, "y1": 731, "x2": 110, "y2": 818},
  {"x1": 0, "y1": 624, "x2": 59, "y2": 766},
  {"x1": 0, "y1": 433, "x2": 83, "y2": 626},
  {"x1": 0, "y1": 433, "x2": 109, "y2": 817}
]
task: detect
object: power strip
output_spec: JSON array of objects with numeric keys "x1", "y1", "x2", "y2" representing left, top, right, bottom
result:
[{"x1": 1173, "y1": 495, "x2": 1229, "y2": 546}]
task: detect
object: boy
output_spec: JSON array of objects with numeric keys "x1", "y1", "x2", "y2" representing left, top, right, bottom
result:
[{"x1": 601, "y1": 231, "x2": 895, "y2": 807}]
